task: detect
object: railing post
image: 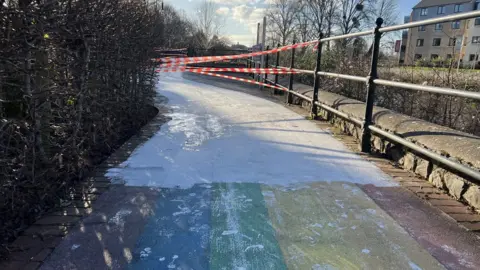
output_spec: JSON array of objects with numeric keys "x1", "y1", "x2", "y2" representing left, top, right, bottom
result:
[
  {"x1": 361, "y1": 18, "x2": 383, "y2": 153},
  {"x1": 311, "y1": 32, "x2": 323, "y2": 118},
  {"x1": 264, "y1": 45, "x2": 269, "y2": 85},
  {"x1": 249, "y1": 58, "x2": 252, "y2": 69},
  {"x1": 274, "y1": 43, "x2": 280, "y2": 95},
  {"x1": 251, "y1": 57, "x2": 254, "y2": 78},
  {"x1": 287, "y1": 36, "x2": 296, "y2": 104}
]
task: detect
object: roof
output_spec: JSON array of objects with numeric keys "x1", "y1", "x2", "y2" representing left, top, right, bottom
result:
[{"x1": 413, "y1": 0, "x2": 471, "y2": 9}]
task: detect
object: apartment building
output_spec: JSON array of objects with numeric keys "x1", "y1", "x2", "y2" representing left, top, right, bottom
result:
[
  {"x1": 404, "y1": 0, "x2": 480, "y2": 66},
  {"x1": 463, "y1": 12, "x2": 480, "y2": 67},
  {"x1": 398, "y1": 16, "x2": 411, "y2": 64}
]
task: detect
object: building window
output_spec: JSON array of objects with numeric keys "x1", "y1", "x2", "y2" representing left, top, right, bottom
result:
[
  {"x1": 421, "y1": 8, "x2": 427, "y2": 16},
  {"x1": 431, "y1": 54, "x2": 439, "y2": 60},
  {"x1": 415, "y1": 54, "x2": 422, "y2": 60},
  {"x1": 449, "y1": 38, "x2": 457, "y2": 46},
  {"x1": 475, "y1": 1, "x2": 480, "y2": 10},
  {"x1": 432, "y1": 38, "x2": 441, "y2": 46},
  {"x1": 446, "y1": 54, "x2": 453, "y2": 59},
  {"x1": 418, "y1": 25, "x2": 426, "y2": 31},
  {"x1": 454, "y1": 4, "x2": 463, "y2": 13},
  {"x1": 475, "y1": 18, "x2": 480, "y2": 25},
  {"x1": 470, "y1": 54, "x2": 476, "y2": 61},
  {"x1": 473, "y1": 36, "x2": 480, "y2": 43},
  {"x1": 452, "y1": 21, "x2": 461, "y2": 29},
  {"x1": 437, "y1": 6, "x2": 446, "y2": 14},
  {"x1": 435, "y1": 23, "x2": 443, "y2": 31},
  {"x1": 453, "y1": 4, "x2": 463, "y2": 13},
  {"x1": 416, "y1": 39, "x2": 424, "y2": 47}
]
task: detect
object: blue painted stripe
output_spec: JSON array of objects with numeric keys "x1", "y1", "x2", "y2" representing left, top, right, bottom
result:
[{"x1": 128, "y1": 184, "x2": 212, "y2": 270}]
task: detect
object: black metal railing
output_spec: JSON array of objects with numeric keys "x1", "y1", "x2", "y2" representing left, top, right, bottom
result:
[{"x1": 246, "y1": 10, "x2": 480, "y2": 184}]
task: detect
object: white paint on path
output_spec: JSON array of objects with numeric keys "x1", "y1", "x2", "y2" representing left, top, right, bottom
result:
[{"x1": 107, "y1": 73, "x2": 396, "y2": 188}]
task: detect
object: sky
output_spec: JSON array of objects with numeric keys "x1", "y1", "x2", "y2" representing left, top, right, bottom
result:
[{"x1": 165, "y1": 0, "x2": 421, "y2": 46}]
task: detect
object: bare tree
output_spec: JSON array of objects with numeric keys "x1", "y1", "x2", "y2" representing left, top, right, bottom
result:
[
  {"x1": 362, "y1": 0, "x2": 399, "y2": 55},
  {"x1": 371, "y1": 0, "x2": 398, "y2": 27},
  {"x1": 163, "y1": 5, "x2": 195, "y2": 48},
  {"x1": 295, "y1": 2, "x2": 312, "y2": 42},
  {"x1": 266, "y1": 0, "x2": 300, "y2": 45},
  {"x1": 302, "y1": 0, "x2": 331, "y2": 36},
  {"x1": 324, "y1": 0, "x2": 337, "y2": 38},
  {"x1": 337, "y1": 0, "x2": 375, "y2": 35},
  {"x1": 302, "y1": 0, "x2": 337, "y2": 48},
  {"x1": 194, "y1": 0, "x2": 224, "y2": 49}
]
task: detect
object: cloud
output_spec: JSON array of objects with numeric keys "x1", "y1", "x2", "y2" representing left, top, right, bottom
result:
[
  {"x1": 231, "y1": 5, "x2": 266, "y2": 34},
  {"x1": 232, "y1": 5, "x2": 254, "y2": 22},
  {"x1": 216, "y1": 7, "x2": 230, "y2": 15}
]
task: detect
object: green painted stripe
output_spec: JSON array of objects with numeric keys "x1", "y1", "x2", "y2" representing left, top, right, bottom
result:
[
  {"x1": 210, "y1": 182, "x2": 287, "y2": 270},
  {"x1": 262, "y1": 182, "x2": 444, "y2": 270}
]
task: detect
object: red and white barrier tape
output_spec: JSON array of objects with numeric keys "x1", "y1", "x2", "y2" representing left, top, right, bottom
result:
[
  {"x1": 156, "y1": 67, "x2": 297, "y2": 74},
  {"x1": 188, "y1": 70, "x2": 288, "y2": 91},
  {"x1": 154, "y1": 40, "x2": 318, "y2": 66}
]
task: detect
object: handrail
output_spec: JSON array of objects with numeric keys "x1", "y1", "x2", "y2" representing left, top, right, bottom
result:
[
  {"x1": 250, "y1": 10, "x2": 480, "y2": 186},
  {"x1": 317, "y1": 71, "x2": 367, "y2": 83},
  {"x1": 292, "y1": 68, "x2": 315, "y2": 74},
  {"x1": 320, "y1": 30, "x2": 373, "y2": 42},
  {"x1": 374, "y1": 79, "x2": 480, "y2": 100}
]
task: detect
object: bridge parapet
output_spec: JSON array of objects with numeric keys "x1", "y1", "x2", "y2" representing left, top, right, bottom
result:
[{"x1": 270, "y1": 75, "x2": 480, "y2": 210}]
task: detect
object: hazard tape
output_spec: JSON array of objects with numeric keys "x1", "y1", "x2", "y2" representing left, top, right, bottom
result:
[
  {"x1": 188, "y1": 70, "x2": 288, "y2": 91},
  {"x1": 154, "y1": 40, "x2": 318, "y2": 66},
  {"x1": 156, "y1": 67, "x2": 297, "y2": 74}
]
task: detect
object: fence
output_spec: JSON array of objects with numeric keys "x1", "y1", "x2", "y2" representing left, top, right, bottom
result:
[{"x1": 246, "y1": 11, "x2": 480, "y2": 184}]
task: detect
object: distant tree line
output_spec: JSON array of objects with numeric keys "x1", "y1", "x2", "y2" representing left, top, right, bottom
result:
[
  {"x1": 264, "y1": 0, "x2": 479, "y2": 136},
  {"x1": 266, "y1": 0, "x2": 399, "y2": 46}
]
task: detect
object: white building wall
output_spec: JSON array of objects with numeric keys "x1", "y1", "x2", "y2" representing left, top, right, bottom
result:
[{"x1": 463, "y1": 17, "x2": 480, "y2": 67}]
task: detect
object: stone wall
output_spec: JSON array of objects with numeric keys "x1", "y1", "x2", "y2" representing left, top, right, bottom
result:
[{"x1": 275, "y1": 77, "x2": 480, "y2": 211}]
